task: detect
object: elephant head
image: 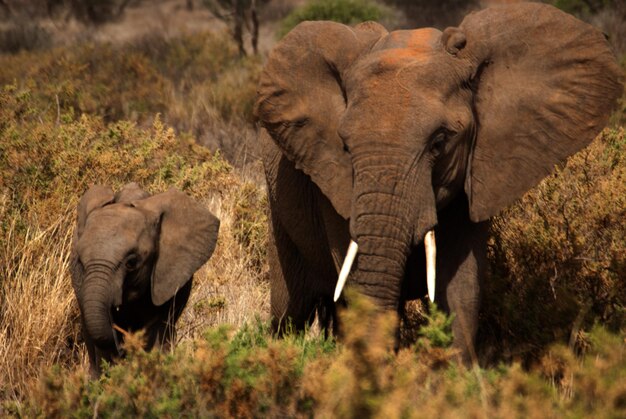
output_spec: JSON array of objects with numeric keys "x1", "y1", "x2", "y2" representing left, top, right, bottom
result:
[
  {"x1": 71, "y1": 183, "x2": 220, "y2": 351},
  {"x1": 255, "y1": 3, "x2": 623, "y2": 310}
]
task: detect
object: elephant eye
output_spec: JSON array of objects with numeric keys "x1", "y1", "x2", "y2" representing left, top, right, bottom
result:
[
  {"x1": 430, "y1": 130, "x2": 447, "y2": 156},
  {"x1": 125, "y1": 254, "x2": 140, "y2": 271}
]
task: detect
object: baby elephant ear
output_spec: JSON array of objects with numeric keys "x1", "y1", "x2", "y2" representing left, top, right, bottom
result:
[
  {"x1": 76, "y1": 185, "x2": 115, "y2": 237},
  {"x1": 457, "y1": 3, "x2": 623, "y2": 221},
  {"x1": 136, "y1": 188, "x2": 220, "y2": 306}
]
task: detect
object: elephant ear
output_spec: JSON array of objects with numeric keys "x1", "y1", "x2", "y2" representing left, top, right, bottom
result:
[
  {"x1": 255, "y1": 21, "x2": 388, "y2": 219},
  {"x1": 455, "y1": 3, "x2": 623, "y2": 222},
  {"x1": 76, "y1": 185, "x2": 115, "y2": 237},
  {"x1": 134, "y1": 188, "x2": 220, "y2": 306}
]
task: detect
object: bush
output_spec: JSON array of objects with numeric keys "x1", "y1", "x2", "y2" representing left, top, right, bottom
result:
[
  {"x1": 550, "y1": 0, "x2": 613, "y2": 16},
  {"x1": 382, "y1": 0, "x2": 478, "y2": 29},
  {"x1": 481, "y1": 127, "x2": 626, "y2": 364},
  {"x1": 20, "y1": 320, "x2": 335, "y2": 417},
  {"x1": 279, "y1": 0, "x2": 387, "y2": 37},
  {"x1": 0, "y1": 30, "x2": 262, "y2": 165},
  {"x1": 16, "y1": 293, "x2": 626, "y2": 418},
  {"x1": 417, "y1": 303, "x2": 454, "y2": 349},
  {"x1": 0, "y1": 85, "x2": 231, "y2": 226}
]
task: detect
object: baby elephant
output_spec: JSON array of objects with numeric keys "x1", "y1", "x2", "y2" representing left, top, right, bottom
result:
[{"x1": 70, "y1": 183, "x2": 220, "y2": 375}]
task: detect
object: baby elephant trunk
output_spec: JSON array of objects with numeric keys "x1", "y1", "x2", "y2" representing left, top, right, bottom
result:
[{"x1": 80, "y1": 271, "x2": 117, "y2": 352}]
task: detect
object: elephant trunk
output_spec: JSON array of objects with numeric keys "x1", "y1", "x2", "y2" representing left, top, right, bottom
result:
[
  {"x1": 348, "y1": 156, "x2": 437, "y2": 309},
  {"x1": 351, "y1": 187, "x2": 413, "y2": 309},
  {"x1": 80, "y1": 264, "x2": 117, "y2": 351}
]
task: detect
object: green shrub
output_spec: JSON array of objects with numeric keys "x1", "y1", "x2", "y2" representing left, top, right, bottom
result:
[
  {"x1": 550, "y1": 0, "x2": 613, "y2": 16},
  {"x1": 418, "y1": 303, "x2": 454, "y2": 349},
  {"x1": 279, "y1": 0, "x2": 386, "y2": 38},
  {"x1": 21, "y1": 320, "x2": 335, "y2": 418},
  {"x1": 19, "y1": 293, "x2": 626, "y2": 418}
]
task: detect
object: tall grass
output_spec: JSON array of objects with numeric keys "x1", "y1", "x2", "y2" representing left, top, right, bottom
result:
[{"x1": 0, "y1": 208, "x2": 81, "y2": 402}]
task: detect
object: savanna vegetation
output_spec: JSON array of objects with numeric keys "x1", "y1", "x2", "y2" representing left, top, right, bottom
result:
[
  {"x1": 278, "y1": 0, "x2": 389, "y2": 37},
  {"x1": 0, "y1": 0, "x2": 624, "y2": 417}
]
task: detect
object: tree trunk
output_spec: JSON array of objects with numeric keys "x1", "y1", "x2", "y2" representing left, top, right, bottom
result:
[
  {"x1": 251, "y1": 0, "x2": 259, "y2": 55},
  {"x1": 234, "y1": 0, "x2": 246, "y2": 56}
]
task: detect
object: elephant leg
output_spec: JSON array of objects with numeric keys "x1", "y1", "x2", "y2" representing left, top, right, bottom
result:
[
  {"x1": 262, "y1": 135, "x2": 341, "y2": 336},
  {"x1": 145, "y1": 321, "x2": 173, "y2": 352},
  {"x1": 268, "y1": 212, "x2": 320, "y2": 334},
  {"x1": 147, "y1": 279, "x2": 193, "y2": 351},
  {"x1": 316, "y1": 295, "x2": 340, "y2": 339},
  {"x1": 435, "y1": 196, "x2": 489, "y2": 364}
]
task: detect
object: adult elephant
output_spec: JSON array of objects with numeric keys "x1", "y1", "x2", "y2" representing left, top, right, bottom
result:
[
  {"x1": 255, "y1": 3, "x2": 623, "y2": 362},
  {"x1": 70, "y1": 183, "x2": 220, "y2": 375}
]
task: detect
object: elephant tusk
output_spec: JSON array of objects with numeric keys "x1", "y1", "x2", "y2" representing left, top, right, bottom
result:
[
  {"x1": 424, "y1": 230, "x2": 436, "y2": 303},
  {"x1": 334, "y1": 240, "x2": 358, "y2": 302}
]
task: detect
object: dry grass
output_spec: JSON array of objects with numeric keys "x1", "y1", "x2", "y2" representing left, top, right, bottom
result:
[
  {"x1": 178, "y1": 187, "x2": 270, "y2": 342},
  {"x1": 0, "y1": 207, "x2": 82, "y2": 401}
]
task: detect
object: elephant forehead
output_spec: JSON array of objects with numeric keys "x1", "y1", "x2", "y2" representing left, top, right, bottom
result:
[
  {"x1": 79, "y1": 205, "x2": 151, "y2": 253},
  {"x1": 373, "y1": 28, "x2": 442, "y2": 65},
  {"x1": 348, "y1": 30, "x2": 450, "y2": 85}
]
